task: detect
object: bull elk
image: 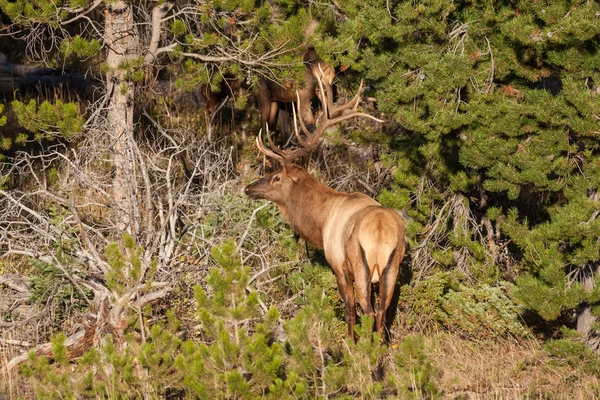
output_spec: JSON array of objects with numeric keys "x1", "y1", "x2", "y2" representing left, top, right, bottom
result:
[
  {"x1": 257, "y1": 46, "x2": 335, "y2": 133},
  {"x1": 245, "y1": 79, "x2": 405, "y2": 338}
]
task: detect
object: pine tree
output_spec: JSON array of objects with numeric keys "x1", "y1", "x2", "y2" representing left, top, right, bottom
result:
[{"x1": 316, "y1": 0, "x2": 600, "y2": 347}]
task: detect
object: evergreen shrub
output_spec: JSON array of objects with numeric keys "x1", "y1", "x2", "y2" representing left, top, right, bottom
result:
[{"x1": 402, "y1": 272, "x2": 529, "y2": 339}]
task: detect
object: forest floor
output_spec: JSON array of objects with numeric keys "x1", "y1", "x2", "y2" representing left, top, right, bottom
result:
[{"x1": 2, "y1": 324, "x2": 599, "y2": 399}]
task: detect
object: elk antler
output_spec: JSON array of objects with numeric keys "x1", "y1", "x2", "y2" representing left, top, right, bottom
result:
[
  {"x1": 256, "y1": 74, "x2": 384, "y2": 165},
  {"x1": 256, "y1": 124, "x2": 310, "y2": 164}
]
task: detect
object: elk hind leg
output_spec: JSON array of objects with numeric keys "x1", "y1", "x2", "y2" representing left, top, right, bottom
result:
[
  {"x1": 336, "y1": 266, "x2": 356, "y2": 339},
  {"x1": 354, "y1": 252, "x2": 375, "y2": 330},
  {"x1": 376, "y1": 256, "x2": 400, "y2": 337}
]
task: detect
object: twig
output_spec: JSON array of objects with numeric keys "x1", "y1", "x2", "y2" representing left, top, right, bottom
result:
[
  {"x1": 0, "y1": 338, "x2": 31, "y2": 347},
  {"x1": 236, "y1": 203, "x2": 270, "y2": 254}
]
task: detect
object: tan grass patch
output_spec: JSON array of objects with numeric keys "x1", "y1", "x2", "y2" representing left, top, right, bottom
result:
[
  {"x1": 425, "y1": 330, "x2": 600, "y2": 399},
  {"x1": 1, "y1": 331, "x2": 34, "y2": 399}
]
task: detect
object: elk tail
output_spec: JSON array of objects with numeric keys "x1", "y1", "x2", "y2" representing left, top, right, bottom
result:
[
  {"x1": 374, "y1": 262, "x2": 382, "y2": 284},
  {"x1": 359, "y1": 245, "x2": 382, "y2": 284},
  {"x1": 361, "y1": 244, "x2": 393, "y2": 284}
]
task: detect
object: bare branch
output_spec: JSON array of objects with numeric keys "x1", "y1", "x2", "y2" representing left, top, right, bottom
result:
[
  {"x1": 135, "y1": 287, "x2": 172, "y2": 307},
  {"x1": 61, "y1": 0, "x2": 104, "y2": 25},
  {"x1": 0, "y1": 274, "x2": 30, "y2": 294},
  {"x1": 144, "y1": 1, "x2": 176, "y2": 66},
  {"x1": 8, "y1": 329, "x2": 87, "y2": 370},
  {"x1": 236, "y1": 203, "x2": 270, "y2": 254}
]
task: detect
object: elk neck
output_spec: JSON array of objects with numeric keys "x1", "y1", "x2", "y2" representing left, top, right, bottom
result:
[{"x1": 281, "y1": 170, "x2": 342, "y2": 249}]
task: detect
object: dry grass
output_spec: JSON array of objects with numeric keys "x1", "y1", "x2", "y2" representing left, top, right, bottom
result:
[
  {"x1": 1, "y1": 332, "x2": 33, "y2": 399},
  {"x1": 424, "y1": 330, "x2": 600, "y2": 399}
]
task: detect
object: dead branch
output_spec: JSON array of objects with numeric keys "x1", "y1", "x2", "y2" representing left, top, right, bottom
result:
[
  {"x1": 0, "y1": 274, "x2": 30, "y2": 294},
  {"x1": 0, "y1": 338, "x2": 30, "y2": 347},
  {"x1": 7, "y1": 328, "x2": 88, "y2": 371}
]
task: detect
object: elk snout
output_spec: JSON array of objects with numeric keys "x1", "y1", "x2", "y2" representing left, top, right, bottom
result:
[{"x1": 244, "y1": 182, "x2": 264, "y2": 199}]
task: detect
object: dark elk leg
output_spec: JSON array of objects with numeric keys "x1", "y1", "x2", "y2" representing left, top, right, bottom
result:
[
  {"x1": 354, "y1": 261, "x2": 376, "y2": 334},
  {"x1": 257, "y1": 78, "x2": 272, "y2": 133},
  {"x1": 376, "y1": 265, "x2": 398, "y2": 337},
  {"x1": 336, "y1": 268, "x2": 356, "y2": 340}
]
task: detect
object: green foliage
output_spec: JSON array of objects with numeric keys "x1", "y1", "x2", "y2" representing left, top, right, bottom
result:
[
  {"x1": 11, "y1": 99, "x2": 84, "y2": 138},
  {"x1": 47, "y1": 166, "x2": 60, "y2": 187},
  {"x1": 402, "y1": 273, "x2": 529, "y2": 339},
  {"x1": 85, "y1": 335, "x2": 142, "y2": 398},
  {"x1": 283, "y1": 286, "x2": 345, "y2": 397},
  {"x1": 321, "y1": 0, "x2": 600, "y2": 333},
  {"x1": 117, "y1": 56, "x2": 146, "y2": 82},
  {"x1": 23, "y1": 204, "x2": 91, "y2": 324},
  {"x1": 505, "y1": 195, "x2": 600, "y2": 321},
  {"x1": 172, "y1": 0, "x2": 314, "y2": 92},
  {"x1": 187, "y1": 194, "x2": 304, "y2": 267},
  {"x1": 0, "y1": 98, "x2": 29, "y2": 148},
  {"x1": 22, "y1": 333, "x2": 145, "y2": 398},
  {"x1": 171, "y1": 18, "x2": 186, "y2": 36},
  {"x1": 0, "y1": 172, "x2": 8, "y2": 190},
  {"x1": 341, "y1": 317, "x2": 388, "y2": 398},
  {"x1": 21, "y1": 338, "x2": 76, "y2": 400},
  {"x1": 0, "y1": 136, "x2": 11, "y2": 151},
  {"x1": 441, "y1": 282, "x2": 530, "y2": 339},
  {"x1": 60, "y1": 35, "x2": 101, "y2": 58},
  {"x1": 545, "y1": 333, "x2": 600, "y2": 376},
  {"x1": 400, "y1": 272, "x2": 458, "y2": 330},
  {"x1": 27, "y1": 203, "x2": 93, "y2": 324},
  {"x1": 0, "y1": 0, "x2": 66, "y2": 26},
  {"x1": 176, "y1": 239, "x2": 285, "y2": 398},
  {"x1": 0, "y1": 103, "x2": 6, "y2": 127},
  {"x1": 19, "y1": 234, "x2": 448, "y2": 398},
  {"x1": 105, "y1": 233, "x2": 144, "y2": 295},
  {"x1": 28, "y1": 260, "x2": 91, "y2": 321},
  {"x1": 388, "y1": 334, "x2": 439, "y2": 399},
  {"x1": 21, "y1": 239, "x2": 285, "y2": 398}
]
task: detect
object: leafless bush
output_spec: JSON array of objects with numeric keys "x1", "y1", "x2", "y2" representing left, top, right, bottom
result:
[{"x1": 0, "y1": 115, "x2": 243, "y2": 372}]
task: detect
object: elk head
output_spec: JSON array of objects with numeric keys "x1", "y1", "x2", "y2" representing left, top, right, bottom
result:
[{"x1": 244, "y1": 164, "x2": 308, "y2": 206}]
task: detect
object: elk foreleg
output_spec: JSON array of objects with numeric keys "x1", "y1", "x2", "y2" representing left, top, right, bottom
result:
[
  {"x1": 257, "y1": 80, "x2": 273, "y2": 132},
  {"x1": 269, "y1": 102, "x2": 279, "y2": 129}
]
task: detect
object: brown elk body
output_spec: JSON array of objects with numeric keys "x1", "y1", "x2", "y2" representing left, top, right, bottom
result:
[
  {"x1": 257, "y1": 46, "x2": 335, "y2": 132},
  {"x1": 245, "y1": 78, "x2": 405, "y2": 338},
  {"x1": 245, "y1": 165, "x2": 405, "y2": 337}
]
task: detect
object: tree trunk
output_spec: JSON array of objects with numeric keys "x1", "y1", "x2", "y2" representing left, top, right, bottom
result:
[
  {"x1": 104, "y1": 1, "x2": 140, "y2": 235},
  {"x1": 577, "y1": 261, "x2": 600, "y2": 352}
]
